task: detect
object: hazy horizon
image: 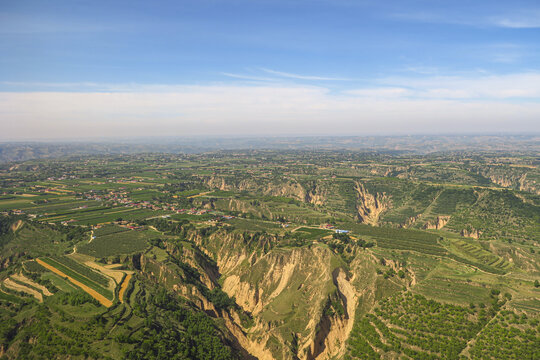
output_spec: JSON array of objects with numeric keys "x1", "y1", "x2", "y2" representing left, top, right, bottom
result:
[
  {"x1": 2, "y1": 132, "x2": 540, "y2": 143},
  {"x1": 1, "y1": 135, "x2": 538, "y2": 163},
  {"x1": 1, "y1": 133, "x2": 539, "y2": 143}
]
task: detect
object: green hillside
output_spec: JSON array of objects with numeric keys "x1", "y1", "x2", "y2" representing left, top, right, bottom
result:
[{"x1": 0, "y1": 151, "x2": 538, "y2": 359}]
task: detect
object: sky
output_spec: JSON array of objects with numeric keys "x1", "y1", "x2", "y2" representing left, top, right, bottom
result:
[{"x1": 1, "y1": 0, "x2": 539, "y2": 140}]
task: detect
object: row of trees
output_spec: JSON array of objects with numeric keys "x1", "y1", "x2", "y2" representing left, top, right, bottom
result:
[{"x1": 349, "y1": 292, "x2": 502, "y2": 359}]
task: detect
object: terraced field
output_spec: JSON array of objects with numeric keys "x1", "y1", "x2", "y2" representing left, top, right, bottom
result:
[
  {"x1": 37, "y1": 258, "x2": 113, "y2": 306},
  {"x1": 118, "y1": 273, "x2": 132, "y2": 303},
  {"x1": 42, "y1": 207, "x2": 162, "y2": 225},
  {"x1": 12, "y1": 273, "x2": 53, "y2": 296},
  {"x1": 93, "y1": 224, "x2": 130, "y2": 237},
  {"x1": 449, "y1": 240, "x2": 512, "y2": 273},
  {"x1": 293, "y1": 226, "x2": 333, "y2": 239},
  {"x1": 3, "y1": 277, "x2": 44, "y2": 302},
  {"x1": 343, "y1": 223, "x2": 447, "y2": 256},
  {"x1": 465, "y1": 308, "x2": 540, "y2": 359},
  {"x1": 348, "y1": 292, "x2": 494, "y2": 360},
  {"x1": 226, "y1": 218, "x2": 283, "y2": 232},
  {"x1": 49, "y1": 255, "x2": 111, "y2": 287},
  {"x1": 78, "y1": 229, "x2": 155, "y2": 257},
  {"x1": 431, "y1": 189, "x2": 477, "y2": 215}
]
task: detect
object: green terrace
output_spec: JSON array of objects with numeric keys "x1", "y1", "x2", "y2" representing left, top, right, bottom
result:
[{"x1": 38, "y1": 257, "x2": 113, "y2": 300}]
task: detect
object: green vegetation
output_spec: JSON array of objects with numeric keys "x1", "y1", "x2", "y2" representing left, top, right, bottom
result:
[
  {"x1": 122, "y1": 287, "x2": 236, "y2": 360},
  {"x1": 93, "y1": 224, "x2": 130, "y2": 237},
  {"x1": 0, "y1": 150, "x2": 538, "y2": 360},
  {"x1": 467, "y1": 309, "x2": 540, "y2": 359},
  {"x1": 39, "y1": 257, "x2": 113, "y2": 299},
  {"x1": 431, "y1": 188, "x2": 477, "y2": 214},
  {"x1": 50, "y1": 255, "x2": 110, "y2": 287},
  {"x1": 78, "y1": 229, "x2": 155, "y2": 257},
  {"x1": 23, "y1": 260, "x2": 47, "y2": 273},
  {"x1": 348, "y1": 292, "x2": 505, "y2": 359},
  {"x1": 294, "y1": 227, "x2": 333, "y2": 239},
  {"x1": 0, "y1": 280, "x2": 236, "y2": 360},
  {"x1": 343, "y1": 222, "x2": 447, "y2": 255}
]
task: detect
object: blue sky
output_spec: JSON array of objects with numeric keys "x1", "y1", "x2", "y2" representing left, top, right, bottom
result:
[{"x1": 1, "y1": 0, "x2": 539, "y2": 139}]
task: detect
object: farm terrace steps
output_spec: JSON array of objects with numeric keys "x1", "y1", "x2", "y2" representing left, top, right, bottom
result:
[{"x1": 36, "y1": 258, "x2": 113, "y2": 307}]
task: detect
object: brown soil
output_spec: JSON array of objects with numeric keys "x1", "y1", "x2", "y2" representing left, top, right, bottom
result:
[
  {"x1": 118, "y1": 273, "x2": 132, "y2": 303},
  {"x1": 12, "y1": 273, "x2": 53, "y2": 296},
  {"x1": 36, "y1": 258, "x2": 112, "y2": 307},
  {"x1": 3, "y1": 278, "x2": 43, "y2": 302}
]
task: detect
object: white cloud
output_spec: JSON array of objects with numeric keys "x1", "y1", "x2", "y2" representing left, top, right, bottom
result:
[
  {"x1": 391, "y1": 9, "x2": 540, "y2": 29},
  {"x1": 374, "y1": 72, "x2": 540, "y2": 99},
  {"x1": 1, "y1": 81, "x2": 539, "y2": 140},
  {"x1": 344, "y1": 88, "x2": 411, "y2": 98},
  {"x1": 260, "y1": 68, "x2": 351, "y2": 81},
  {"x1": 491, "y1": 10, "x2": 540, "y2": 28},
  {"x1": 221, "y1": 73, "x2": 277, "y2": 82}
]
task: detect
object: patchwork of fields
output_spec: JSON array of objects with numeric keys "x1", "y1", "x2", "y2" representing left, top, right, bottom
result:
[
  {"x1": 37, "y1": 258, "x2": 113, "y2": 306},
  {"x1": 0, "y1": 151, "x2": 538, "y2": 360}
]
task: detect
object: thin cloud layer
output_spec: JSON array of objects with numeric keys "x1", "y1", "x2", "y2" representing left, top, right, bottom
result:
[
  {"x1": 7, "y1": 71, "x2": 538, "y2": 100},
  {"x1": 391, "y1": 8, "x2": 540, "y2": 29},
  {"x1": 1, "y1": 80, "x2": 539, "y2": 140},
  {"x1": 373, "y1": 72, "x2": 540, "y2": 100},
  {"x1": 490, "y1": 10, "x2": 540, "y2": 28},
  {"x1": 260, "y1": 68, "x2": 351, "y2": 81}
]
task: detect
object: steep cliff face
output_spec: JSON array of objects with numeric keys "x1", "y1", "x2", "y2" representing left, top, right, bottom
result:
[
  {"x1": 304, "y1": 185, "x2": 326, "y2": 207},
  {"x1": 204, "y1": 175, "x2": 304, "y2": 200},
  {"x1": 193, "y1": 229, "x2": 372, "y2": 360},
  {"x1": 205, "y1": 175, "x2": 228, "y2": 191},
  {"x1": 204, "y1": 176, "x2": 256, "y2": 192},
  {"x1": 303, "y1": 268, "x2": 358, "y2": 360},
  {"x1": 203, "y1": 175, "x2": 329, "y2": 206},
  {"x1": 486, "y1": 172, "x2": 536, "y2": 193},
  {"x1": 402, "y1": 214, "x2": 421, "y2": 228},
  {"x1": 225, "y1": 198, "x2": 274, "y2": 219},
  {"x1": 517, "y1": 173, "x2": 539, "y2": 195},
  {"x1": 472, "y1": 168, "x2": 539, "y2": 195},
  {"x1": 135, "y1": 227, "x2": 383, "y2": 360},
  {"x1": 461, "y1": 228, "x2": 482, "y2": 239},
  {"x1": 488, "y1": 175, "x2": 513, "y2": 187},
  {"x1": 137, "y1": 252, "x2": 205, "y2": 306},
  {"x1": 169, "y1": 244, "x2": 220, "y2": 289},
  {"x1": 218, "y1": 245, "x2": 344, "y2": 360},
  {"x1": 424, "y1": 216, "x2": 451, "y2": 230},
  {"x1": 265, "y1": 181, "x2": 307, "y2": 202},
  {"x1": 369, "y1": 166, "x2": 393, "y2": 177},
  {"x1": 354, "y1": 182, "x2": 391, "y2": 226}
]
